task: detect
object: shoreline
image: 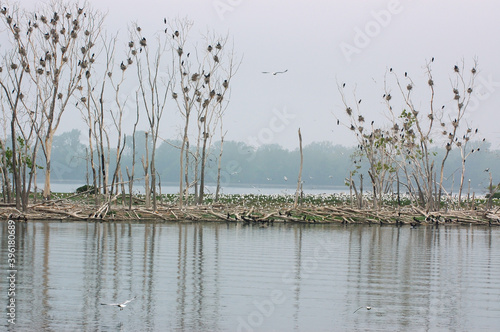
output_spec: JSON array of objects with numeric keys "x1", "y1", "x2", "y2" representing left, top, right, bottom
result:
[{"x1": 2, "y1": 199, "x2": 500, "y2": 226}]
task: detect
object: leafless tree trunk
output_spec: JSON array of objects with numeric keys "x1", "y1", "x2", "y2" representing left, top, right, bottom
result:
[
  {"x1": 215, "y1": 127, "x2": 227, "y2": 202},
  {"x1": 359, "y1": 174, "x2": 363, "y2": 209},
  {"x1": 0, "y1": 139, "x2": 11, "y2": 203},
  {"x1": 457, "y1": 133, "x2": 483, "y2": 206},
  {"x1": 0, "y1": 109, "x2": 12, "y2": 203},
  {"x1": 169, "y1": 19, "x2": 198, "y2": 207},
  {"x1": 142, "y1": 132, "x2": 150, "y2": 208},
  {"x1": 396, "y1": 168, "x2": 401, "y2": 206},
  {"x1": 86, "y1": 127, "x2": 97, "y2": 198},
  {"x1": 126, "y1": 92, "x2": 140, "y2": 211},
  {"x1": 294, "y1": 128, "x2": 303, "y2": 209},
  {"x1": 79, "y1": 32, "x2": 130, "y2": 204},
  {"x1": 487, "y1": 172, "x2": 494, "y2": 210},
  {"x1": 14, "y1": 104, "x2": 40, "y2": 211},
  {"x1": 184, "y1": 140, "x2": 190, "y2": 203},
  {"x1": 103, "y1": 34, "x2": 132, "y2": 201},
  {"x1": 97, "y1": 101, "x2": 108, "y2": 196},
  {"x1": 131, "y1": 22, "x2": 171, "y2": 211},
  {"x1": 197, "y1": 36, "x2": 239, "y2": 204},
  {"x1": 157, "y1": 171, "x2": 162, "y2": 206},
  {"x1": 348, "y1": 172, "x2": 353, "y2": 207},
  {"x1": 437, "y1": 61, "x2": 477, "y2": 208}
]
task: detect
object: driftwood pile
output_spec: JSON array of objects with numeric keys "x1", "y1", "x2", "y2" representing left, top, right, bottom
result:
[{"x1": 2, "y1": 199, "x2": 500, "y2": 227}]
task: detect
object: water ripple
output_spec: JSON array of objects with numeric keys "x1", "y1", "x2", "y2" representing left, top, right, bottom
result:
[{"x1": 1, "y1": 222, "x2": 500, "y2": 331}]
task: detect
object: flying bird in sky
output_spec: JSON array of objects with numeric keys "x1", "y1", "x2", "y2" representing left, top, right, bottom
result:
[
  {"x1": 101, "y1": 296, "x2": 137, "y2": 310},
  {"x1": 353, "y1": 306, "x2": 372, "y2": 313},
  {"x1": 262, "y1": 69, "x2": 288, "y2": 75}
]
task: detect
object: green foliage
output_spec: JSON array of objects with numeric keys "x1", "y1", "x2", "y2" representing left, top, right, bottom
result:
[
  {"x1": 0, "y1": 136, "x2": 43, "y2": 175},
  {"x1": 485, "y1": 184, "x2": 500, "y2": 198},
  {"x1": 76, "y1": 184, "x2": 95, "y2": 194}
]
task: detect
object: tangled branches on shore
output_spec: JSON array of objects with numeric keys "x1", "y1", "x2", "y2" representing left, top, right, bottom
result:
[{"x1": 1, "y1": 192, "x2": 499, "y2": 226}]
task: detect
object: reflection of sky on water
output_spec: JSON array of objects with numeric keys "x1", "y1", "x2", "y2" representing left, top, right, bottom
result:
[{"x1": 2, "y1": 222, "x2": 500, "y2": 331}]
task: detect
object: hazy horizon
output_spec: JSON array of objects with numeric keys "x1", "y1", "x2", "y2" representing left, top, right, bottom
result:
[{"x1": 12, "y1": 0, "x2": 500, "y2": 150}]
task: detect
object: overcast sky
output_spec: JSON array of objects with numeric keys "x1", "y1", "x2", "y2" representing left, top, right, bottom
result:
[{"x1": 19, "y1": 0, "x2": 500, "y2": 150}]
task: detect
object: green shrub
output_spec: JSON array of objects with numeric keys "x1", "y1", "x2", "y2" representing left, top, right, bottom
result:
[{"x1": 76, "y1": 184, "x2": 95, "y2": 194}]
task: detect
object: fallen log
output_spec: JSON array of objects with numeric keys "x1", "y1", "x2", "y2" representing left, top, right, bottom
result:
[
  {"x1": 32, "y1": 206, "x2": 86, "y2": 220},
  {"x1": 136, "y1": 208, "x2": 168, "y2": 221}
]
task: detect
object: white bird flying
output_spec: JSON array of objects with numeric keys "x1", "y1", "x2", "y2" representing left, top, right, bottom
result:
[
  {"x1": 101, "y1": 296, "x2": 137, "y2": 310},
  {"x1": 353, "y1": 306, "x2": 372, "y2": 313},
  {"x1": 262, "y1": 69, "x2": 288, "y2": 75}
]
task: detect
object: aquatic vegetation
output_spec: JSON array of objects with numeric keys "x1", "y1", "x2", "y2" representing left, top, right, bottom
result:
[{"x1": 9, "y1": 189, "x2": 500, "y2": 227}]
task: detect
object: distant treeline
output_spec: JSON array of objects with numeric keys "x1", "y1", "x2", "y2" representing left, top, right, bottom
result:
[{"x1": 41, "y1": 129, "x2": 499, "y2": 193}]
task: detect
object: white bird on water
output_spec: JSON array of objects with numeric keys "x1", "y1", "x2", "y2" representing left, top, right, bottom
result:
[
  {"x1": 262, "y1": 69, "x2": 288, "y2": 75},
  {"x1": 101, "y1": 296, "x2": 137, "y2": 310}
]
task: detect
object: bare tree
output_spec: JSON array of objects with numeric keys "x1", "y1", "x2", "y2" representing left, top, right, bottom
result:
[
  {"x1": 130, "y1": 22, "x2": 171, "y2": 211},
  {"x1": 125, "y1": 92, "x2": 140, "y2": 211},
  {"x1": 103, "y1": 34, "x2": 131, "y2": 201},
  {"x1": 0, "y1": 4, "x2": 35, "y2": 209},
  {"x1": 78, "y1": 31, "x2": 132, "y2": 209},
  {"x1": 19, "y1": 1, "x2": 105, "y2": 200},
  {"x1": 293, "y1": 128, "x2": 303, "y2": 209},
  {"x1": 385, "y1": 61, "x2": 477, "y2": 210},
  {"x1": 214, "y1": 122, "x2": 227, "y2": 201},
  {"x1": 195, "y1": 34, "x2": 239, "y2": 204},
  {"x1": 337, "y1": 85, "x2": 394, "y2": 209},
  {"x1": 168, "y1": 20, "x2": 240, "y2": 205},
  {"x1": 81, "y1": 104, "x2": 98, "y2": 201},
  {"x1": 436, "y1": 61, "x2": 478, "y2": 206},
  {"x1": 169, "y1": 19, "x2": 199, "y2": 206},
  {"x1": 141, "y1": 131, "x2": 150, "y2": 208},
  {"x1": 78, "y1": 41, "x2": 103, "y2": 202},
  {"x1": 456, "y1": 128, "x2": 483, "y2": 206},
  {"x1": 13, "y1": 101, "x2": 41, "y2": 211},
  {"x1": 0, "y1": 96, "x2": 15, "y2": 204},
  {"x1": 0, "y1": 109, "x2": 12, "y2": 202},
  {"x1": 339, "y1": 59, "x2": 479, "y2": 212}
]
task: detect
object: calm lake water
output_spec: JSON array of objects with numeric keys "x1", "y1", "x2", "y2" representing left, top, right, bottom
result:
[{"x1": 1, "y1": 221, "x2": 500, "y2": 331}]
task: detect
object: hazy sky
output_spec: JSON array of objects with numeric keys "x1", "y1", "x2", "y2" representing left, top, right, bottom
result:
[{"x1": 19, "y1": 0, "x2": 500, "y2": 150}]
